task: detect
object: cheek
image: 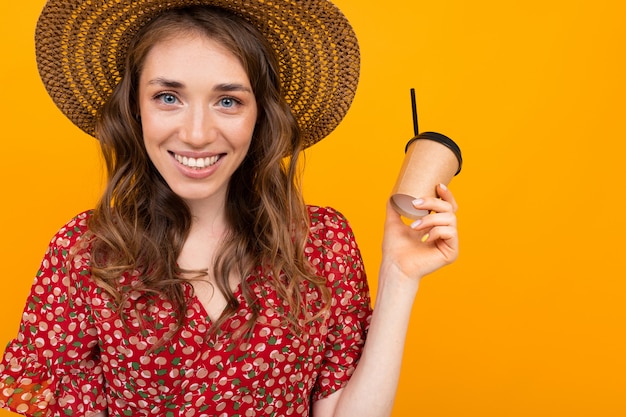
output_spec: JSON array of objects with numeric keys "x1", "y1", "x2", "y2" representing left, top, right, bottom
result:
[
  {"x1": 235, "y1": 124, "x2": 255, "y2": 155},
  {"x1": 140, "y1": 113, "x2": 167, "y2": 145},
  {"x1": 138, "y1": 97, "x2": 162, "y2": 134},
  {"x1": 238, "y1": 109, "x2": 258, "y2": 145}
]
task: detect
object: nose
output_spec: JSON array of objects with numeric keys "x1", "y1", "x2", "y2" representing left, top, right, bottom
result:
[{"x1": 180, "y1": 103, "x2": 217, "y2": 147}]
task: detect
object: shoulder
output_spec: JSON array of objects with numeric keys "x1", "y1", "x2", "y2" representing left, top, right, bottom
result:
[
  {"x1": 307, "y1": 205, "x2": 359, "y2": 255},
  {"x1": 31, "y1": 211, "x2": 98, "y2": 314},
  {"x1": 47, "y1": 210, "x2": 93, "y2": 251},
  {"x1": 307, "y1": 205, "x2": 352, "y2": 235},
  {"x1": 40, "y1": 211, "x2": 94, "y2": 279},
  {"x1": 305, "y1": 205, "x2": 365, "y2": 278}
]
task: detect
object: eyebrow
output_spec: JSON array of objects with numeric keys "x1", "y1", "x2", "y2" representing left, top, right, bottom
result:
[
  {"x1": 147, "y1": 77, "x2": 184, "y2": 89},
  {"x1": 214, "y1": 83, "x2": 253, "y2": 94},
  {"x1": 146, "y1": 78, "x2": 252, "y2": 94}
]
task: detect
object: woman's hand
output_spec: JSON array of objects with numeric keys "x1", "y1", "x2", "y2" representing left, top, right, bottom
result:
[{"x1": 381, "y1": 183, "x2": 459, "y2": 283}]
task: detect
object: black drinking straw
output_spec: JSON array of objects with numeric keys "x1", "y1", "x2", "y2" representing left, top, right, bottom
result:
[{"x1": 410, "y1": 88, "x2": 419, "y2": 136}]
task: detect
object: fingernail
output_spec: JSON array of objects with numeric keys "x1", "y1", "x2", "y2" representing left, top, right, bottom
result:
[
  {"x1": 410, "y1": 219, "x2": 422, "y2": 229},
  {"x1": 439, "y1": 183, "x2": 448, "y2": 191},
  {"x1": 421, "y1": 233, "x2": 430, "y2": 243},
  {"x1": 412, "y1": 198, "x2": 424, "y2": 206}
]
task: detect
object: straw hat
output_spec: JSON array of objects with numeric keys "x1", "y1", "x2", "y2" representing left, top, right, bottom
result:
[{"x1": 35, "y1": 0, "x2": 360, "y2": 148}]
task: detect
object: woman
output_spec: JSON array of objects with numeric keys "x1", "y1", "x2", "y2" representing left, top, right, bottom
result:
[{"x1": 0, "y1": 1, "x2": 458, "y2": 416}]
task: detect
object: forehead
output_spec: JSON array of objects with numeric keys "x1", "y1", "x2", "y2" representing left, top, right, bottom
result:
[{"x1": 139, "y1": 34, "x2": 249, "y2": 85}]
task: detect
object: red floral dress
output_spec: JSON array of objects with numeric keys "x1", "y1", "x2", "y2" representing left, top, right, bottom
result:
[{"x1": 0, "y1": 206, "x2": 372, "y2": 417}]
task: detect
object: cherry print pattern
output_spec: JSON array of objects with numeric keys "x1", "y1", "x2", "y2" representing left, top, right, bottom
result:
[{"x1": 0, "y1": 206, "x2": 372, "y2": 416}]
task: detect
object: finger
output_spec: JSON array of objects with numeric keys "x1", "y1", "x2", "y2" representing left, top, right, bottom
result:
[
  {"x1": 420, "y1": 224, "x2": 458, "y2": 243},
  {"x1": 410, "y1": 211, "x2": 457, "y2": 232},
  {"x1": 436, "y1": 183, "x2": 458, "y2": 212},
  {"x1": 412, "y1": 196, "x2": 455, "y2": 216},
  {"x1": 421, "y1": 226, "x2": 459, "y2": 260}
]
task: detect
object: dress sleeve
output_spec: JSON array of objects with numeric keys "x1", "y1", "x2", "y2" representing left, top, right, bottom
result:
[
  {"x1": 0, "y1": 213, "x2": 106, "y2": 417},
  {"x1": 308, "y1": 207, "x2": 373, "y2": 401}
]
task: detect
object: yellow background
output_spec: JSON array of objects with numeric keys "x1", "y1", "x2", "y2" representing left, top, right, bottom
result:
[{"x1": 1, "y1": 0, "x2": 624, "y2": 416}]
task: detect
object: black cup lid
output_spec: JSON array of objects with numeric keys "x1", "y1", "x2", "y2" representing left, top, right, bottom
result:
[{"x1": 405, "y1": 132, "x2": 463, "y2": 175}]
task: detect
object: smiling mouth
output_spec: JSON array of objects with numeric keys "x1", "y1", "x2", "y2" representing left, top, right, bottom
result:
[{"x1": 173, "y1": 153, "x2": 222, "y2": 169}]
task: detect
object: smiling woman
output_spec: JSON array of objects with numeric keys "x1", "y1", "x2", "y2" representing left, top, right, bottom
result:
[
  {"x1": 138, "y1": 34, "x2": 257, "y2": 208},
  {"x1": 0, "y1": 2, "x2": 459, "y2": 417}
]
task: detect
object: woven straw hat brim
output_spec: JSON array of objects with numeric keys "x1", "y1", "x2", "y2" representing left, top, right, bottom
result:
[{"x1": 35, "y1": 0, "x2": 360, "y2": 148}]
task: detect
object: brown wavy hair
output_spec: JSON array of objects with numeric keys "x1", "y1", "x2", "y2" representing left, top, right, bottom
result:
[{"x1": 88, "y1": 6, "x2": 330, "y2": 341}]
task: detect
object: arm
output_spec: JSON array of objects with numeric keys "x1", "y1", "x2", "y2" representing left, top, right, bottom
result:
[
  {"x1": 0, "y1": 213, "x2": 107, "y2": 416},
  {"x1": 313, "y1": 184, "x2": 459, "y2": 417}
]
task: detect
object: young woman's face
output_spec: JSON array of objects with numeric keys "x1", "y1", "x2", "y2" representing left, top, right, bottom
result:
[{"x1": 138, "y1": 33, "x2": 257, "y2": 209}]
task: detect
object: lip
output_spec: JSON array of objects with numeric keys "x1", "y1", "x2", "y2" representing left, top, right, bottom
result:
[{"x1": 169, "y1": 151, "x2": 225, "y2": 179}]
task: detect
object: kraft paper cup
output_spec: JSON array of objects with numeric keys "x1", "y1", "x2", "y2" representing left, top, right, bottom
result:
[{"x1": 390, "y1": 132, "x2": 462, "y2": 219}]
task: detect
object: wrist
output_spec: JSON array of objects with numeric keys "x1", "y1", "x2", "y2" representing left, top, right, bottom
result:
[{"x1": 377, "y1": 260, "x2": 421, "y2": 299}]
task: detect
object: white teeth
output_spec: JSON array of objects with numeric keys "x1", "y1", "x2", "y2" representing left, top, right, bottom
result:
[{"x1": 174, "y1": 154, "x2": 219, "y2": 169}]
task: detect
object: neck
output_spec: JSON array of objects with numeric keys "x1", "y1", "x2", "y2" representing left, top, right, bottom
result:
[
  {"x1": 176, "y1": 191, "x2": 231, "y2": 270},
  {"x1": 184, "y1": 188, "x2": 229, "y2": 234},
  {"x1": 187, "y1": 200, "x2": 229, "y2": 238}
]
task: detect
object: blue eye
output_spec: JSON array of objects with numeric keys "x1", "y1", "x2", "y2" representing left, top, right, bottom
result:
[
  {"x1": 220, "y1": 97, "x2": 236, "y2": 108},
  {"x1": 160, "y1": 94, "x2": 177, "y2": 104},
  {"x1": 154, "y1": 93, "x2": 178, "y2": 105}
]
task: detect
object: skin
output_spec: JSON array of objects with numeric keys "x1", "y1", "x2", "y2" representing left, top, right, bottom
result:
[
  {"x1": 140, "y1": 33, "x2": 258, "y2": 321},
  {"x1": 139, "y1": 33, "x2": 257, "y2": 222},
  {"x1": 90, "y1": 31, "x2": 459, "y2": 417}
]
